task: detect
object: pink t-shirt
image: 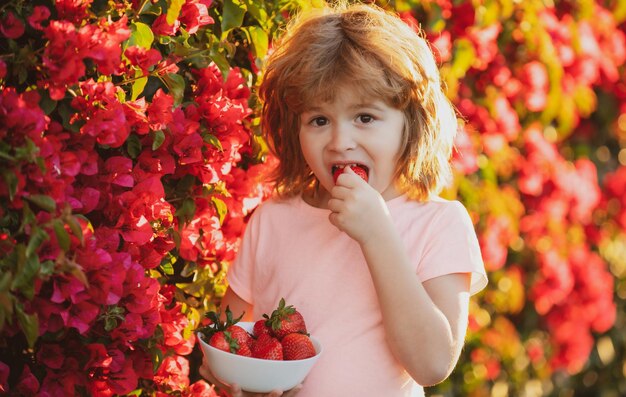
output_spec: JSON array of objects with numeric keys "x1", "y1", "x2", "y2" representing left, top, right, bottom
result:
[{"x1": 227, "y1": 194, "x2": 487, "y2": 397}]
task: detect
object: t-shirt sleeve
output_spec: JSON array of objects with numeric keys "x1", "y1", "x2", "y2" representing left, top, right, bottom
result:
[
  {"x1": 226, "y1": 207, "x2": 262, "y2": 304},
  {"x1": 416, "y1": 201, "x2": 487, "y2": 295}
]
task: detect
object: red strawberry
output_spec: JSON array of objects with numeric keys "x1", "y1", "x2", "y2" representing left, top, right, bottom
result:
[
  {"x1": 253, "y1": 319, "x2": 271, "y2": 338},
  {"x1": 208, "y1": 331, "x2": 236, "y2": 353},
  {"x1": 281, "y1": 333, "x2": 316, "y2": 360},
  {"x1": 264, "y1": 298, "x2": 307, "y2": 340},
  {"x1": 226, "y1": 325, "x2": 253, "y2": 357},
  {"x1": 251, "y1": 334, "x2": 283, "y2": 360},
  {"x1": 333, "y1": 164, "x2": 368, "y2": 184},
  {"x1": 201, "y1": 306, "x2": 252, "y2": 356}
]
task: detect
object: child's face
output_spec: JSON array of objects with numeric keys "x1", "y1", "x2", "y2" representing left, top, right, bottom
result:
[{"x1": 298, "y1": 85, "x2": 405, "y2": 203}]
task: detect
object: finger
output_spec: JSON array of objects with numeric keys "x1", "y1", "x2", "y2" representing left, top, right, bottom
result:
[
  {"x1": 336, "y1": 166, "x2": 365, "y2": 187},
  {"x1": 230, "y1": 384, "x2": 243, "y2": 397}
]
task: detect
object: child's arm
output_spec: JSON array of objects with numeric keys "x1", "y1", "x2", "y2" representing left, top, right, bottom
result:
[
  {"x1": 329, "y1": 169, "x2": 472, "y2": 386},
  {"x1": 220, "y1": 287, "x2": 254, "y2": 322}
]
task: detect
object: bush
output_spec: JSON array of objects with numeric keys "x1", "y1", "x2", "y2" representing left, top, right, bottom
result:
[{"x1": 0, "y1": 0, "x2": 625, "y2": 396}]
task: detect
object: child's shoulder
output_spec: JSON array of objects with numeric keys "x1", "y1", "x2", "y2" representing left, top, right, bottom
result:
[
  {"x1": 392, "y1": 195, "x2": 468, "y2": 215},
  {"x1": 250, "y1": 194, "x2": 303, "y2": 217}
]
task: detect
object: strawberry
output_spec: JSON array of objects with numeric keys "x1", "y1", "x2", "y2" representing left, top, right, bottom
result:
[
  {"x1": 253, "y1": 319, "x2": 271, "y2": 338},
  {"x1": 251, "y1": 333, "x2": 283, "y2": 360},
  {"x1": 264, "y1": 298, "x2": 307, "y2": 340},
  {"x1": 226, "y1": 325, "x2": 253, "y2": 357},
  {"x1": 333, "y1": 164, "x2": 368, "y2": 184},
  {"x1": 208, "y1": 331, "x2": 236, "y2": 353},
  {"x1": 281, "y1": 333, "x2": 316, "y2": 360},
  {"x1": 200, "y1": 306, "x2": 252, "y2": 356}
]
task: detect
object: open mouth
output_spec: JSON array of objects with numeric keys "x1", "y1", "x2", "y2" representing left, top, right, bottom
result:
[{"x1": 332, "y1": 164, "x2": 369, "y2": 183}]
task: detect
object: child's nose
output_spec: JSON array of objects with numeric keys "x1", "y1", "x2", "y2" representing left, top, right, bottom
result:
[{"x1": 328, "y1": 124, "x2": 356, "y2": 151}]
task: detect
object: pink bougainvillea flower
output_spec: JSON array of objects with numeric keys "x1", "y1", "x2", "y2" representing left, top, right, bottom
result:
[
  {"x1": 153, "y1": 356, "x2": 190, "y2": 391},
  {"x1": 28, "y1": 5, "x2": 51, "y2": 30},
  {"x1": 147, "y1": 89, "x2": 175, "y2": 130},
  {"x1": 160, "y1": 301, "x2": 195, "y2": 355},
  {"x1": 152, "y1": 14, "x2": 180, "y2": 36},
  {"x1": 0, "y1": 59, "x2": 6, "y2": 79},
  {"x1": 124, "y1": 46, "x2": 162, "y2": 74},
  {"x1": 123, "y1": 98, "x2": 151, "y2": 135},
  {"x1": 55, "y1": 0, "x2": 92, "y2": 23},
  {"x1": 0, "y1": 88, "x2": 49, "y2": 143},
  {"x1": 103, "y1": 156, "x2": 134, "y2": 188},
  {"x1": 173, "y1": 133, "x2": 204, "y2": 165},
  {"x1": 85, "y1": 16, "x2": 131, "y2": 75},
  {"x1": 0, "y1": 11, "x2": 25, "y2": 39},
  {"x1": 184, "y1": 380, "x2": 219, "y2": 397},
  {"x1": 0, "y1": 361, "x2": 8, "y2": 393},
  {"x1": 180, "y1": 0, "x2": 215, "y2": 34},
  {"x1": 85, "y1": 344, "x2": 138, "y2": 396},
  {"x1": 42, "y1": 20, "x2": 90, "y2": 99},
  {"x1": 12, "y1": 365, "x2": 40, "y2": 395}
]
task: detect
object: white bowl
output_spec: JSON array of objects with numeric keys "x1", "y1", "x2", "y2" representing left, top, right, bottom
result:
[{"x1": 198, "y1": 321, "x2": 322, "y2": 393}]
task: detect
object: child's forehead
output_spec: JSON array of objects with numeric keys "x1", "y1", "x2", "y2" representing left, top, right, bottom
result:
[{"x1": 299, "y1": 79, "x2": 392, "y2": 111}]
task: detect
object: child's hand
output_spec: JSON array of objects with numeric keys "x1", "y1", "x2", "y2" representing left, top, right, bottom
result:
[
  {"x1": 199, "y1": 359, "x2": 302, "y2": 397},
  {"x1": 327, "y1": 166, "x2": 393, "y2": 245}
]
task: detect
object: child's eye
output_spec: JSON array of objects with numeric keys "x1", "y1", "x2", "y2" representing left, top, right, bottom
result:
[
  {"x1": 309, "y1": 116, "x2": 329, "y2": 127},
  {"x1": 356, "y1": 114, "x2": 375, "y2": 123}
]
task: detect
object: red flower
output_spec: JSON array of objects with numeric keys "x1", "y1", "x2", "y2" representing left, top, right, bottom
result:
[
  {"x1": 125, "y1": 46, "x2": 162, "y2": 74},
  {"x1": 148, "y1": 89, "x2": 175, "y2": 130},
  {"x1": 28, "y1": 5, "x2": 51, "y2": 30},
  {"x1": 153, "y1": 356, "x2": 190, "y2": 391},
  {"x1": 152, "y1": 14, "x2": 180, "y2": 36},
  {"x1": 85, "y1": 344, "x2": 138, "y2": 396},
  {"x1": 180, "y1": 0, "x2": 215, "y2": 34},
  {"x1": 55, "y1": 0, "x2": 92, "y2": 23},
  {"x1": 42, "y1": 21, "x2": 89, "y2": 99},
  {"x1": 0, "y1": 11, "x2": 25, "y2": 39},
  {"x1": 85, "y1": 16, "x2": 131, "y2": 75}
]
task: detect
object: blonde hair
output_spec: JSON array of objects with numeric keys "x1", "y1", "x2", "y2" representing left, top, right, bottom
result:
[{"x1": 259, "y1": 2, "x2": 457, "y2": 200}]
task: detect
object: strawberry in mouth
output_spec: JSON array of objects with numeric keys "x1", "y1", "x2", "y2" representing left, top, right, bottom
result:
[{"x1": 332, "y1": 164, "x2": 369, "y2": 184}]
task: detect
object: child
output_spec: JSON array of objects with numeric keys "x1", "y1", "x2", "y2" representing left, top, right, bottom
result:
[{"x1": 200, "y1": 2, "x2": 487, "y2": 396}]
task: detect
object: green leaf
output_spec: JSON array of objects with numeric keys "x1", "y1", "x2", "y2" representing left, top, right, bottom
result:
[
  {"x1": 38, "y1": 90, "x2": 57, "y2": 115},
  {"x1": 24, "y1": 194, "x2": 56, "y2": 213},
  {"x1": 26, "y1": 227, "x2": 49, "y2": 258},
  {"x1": 222, "y1": 0, "x2": 247, "y2": 33},
  {"x1": 126, "y1": 134, "x2": 142, "y2": 158},
  {"x1": 211, "y1": 196, "x2": 228, "y2": 225},
  {"x1": 152, "y1": 130, "x2": 166, "y2": 151},
  {"x1": 131, "y1": 75, "x2": 148, "y2": 101},
  {"x1": 16, "y1": 304, "x2": 39, "y2": 348},
  {"x1": 175, "y1": 198, "x2": 197, "y2": 224},
  {"x1": 247, "y1": 26, "x2": 269, "y2": 59},
  {"x1": 160, "y1": 260, "x2": 175, "y2": 275},
  {"x1": 162, "y1": 73, "x2": 185, "y2": 106},
  {"x1": 2, "y1": 170, "x2": 18, "y2": 201},
  {"x1": 66, "y1": 216, "x2": 84, "y2": 246},
  {"x1": 11, "y1": 254, "x2": 39, "y2": 300},
  {"x1": 242, "y1": 0, "x2": 268, "y2": 28},
  {"x1": 53, "y1": 219, "x2": 70, "y2": 252},
  {"x1": 209, "y1": 48, "x2": 231, "y2": 79},
  {"x1": 130, "y1": 22, "x2": 154, "y2": 49},
  {"x1": 166, "y1": 0, "x2": 186, "y2": 25},
  {"x1": 203, "y1": 133, "x2": 223, "y2": 151}
]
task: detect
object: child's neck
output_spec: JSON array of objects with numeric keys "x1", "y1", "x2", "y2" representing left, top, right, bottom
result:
[{"x1": 301, "y1": 185, "x2": 331, "y2": 209}]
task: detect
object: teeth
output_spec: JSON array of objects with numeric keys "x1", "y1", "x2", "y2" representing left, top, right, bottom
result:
[{"x1": 332, "y1": 164, "x2": 359, "y2": 173}]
